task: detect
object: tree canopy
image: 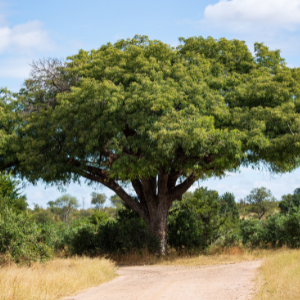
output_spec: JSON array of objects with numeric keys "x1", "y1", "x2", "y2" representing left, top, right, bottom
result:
[
  {"x1": 244, "y1": 187, "x2": 276, "y2": 219},
  {"x1": 91, "y1": 192, "x2": 107, "y2": 210},
  {"x1": 1, "y1": 35, "x2": 300, "y2": 252}
]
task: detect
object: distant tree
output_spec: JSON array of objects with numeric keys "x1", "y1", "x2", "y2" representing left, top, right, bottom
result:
[
  {"x1": 110, "y1": 194, "x2": 124, "y2": 209},
  {"x1": 91, "y1": 192, "x2": 107, "y2": 210},
  {"x1": 51, "y1": 194, "x2": 79, "y2": 223},
  {"x1": 244, "y1": 187, "x2": 276, "y2": 219},
  {"x1": 32, "y1": 207, "x2": 55, "y2": 224},
  {"x1": 220, "y1": 192, "x2": 239, "y2": 220},
  {"x1": 279, "y1": 188, "x2": 300, "y2": 214}
]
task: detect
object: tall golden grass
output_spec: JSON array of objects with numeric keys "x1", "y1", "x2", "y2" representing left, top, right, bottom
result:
[
  {"x1": 255, "y1": 249, "x2": 300, "y2": 300},
  {"x1": 0, "y1": 257, "x2": 116, "y2": 300}
]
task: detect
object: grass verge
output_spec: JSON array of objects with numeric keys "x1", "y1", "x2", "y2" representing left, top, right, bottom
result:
[
  {"x1": 255, "y1": 249, "x2": 300, "y2": 300},
  {"x1": 0, "y1": 256, "x2": 116, "y2": 300}
]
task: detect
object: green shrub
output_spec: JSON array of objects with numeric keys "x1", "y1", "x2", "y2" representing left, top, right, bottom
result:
[
  {"x1": 0, "y1": 172, "x2": 28, "y2": 213},
  {"x1": 90, "y1": 210, "x2": 109, "y2": 225},
  {"x1": 69, "y1": 207, "x2": 160, "y2": 255},
  {"x1": 167, "y1": 204, "x2": 202, "y2": 250},
  {"x1": 68, "y1": 223, "x2": 98, "y2": 255},
  {"x1": 240, "y1": 210, "x2": 300, "y2": 248},
  {"x1": 262, "y1": 213, "x2": 285, "y2": 247},
  {"x1": 282, "y1": 209, "x2": 300, "y2": 248},
  {"x1": 168, "y1": 188, "x2": 227, "y2": 250},
  {"x1": 0, "y1": 208, "x2": 53, "y2": 264},
  {"x1": 240, "y1": 219, "x2": 265, "y2": 247}
]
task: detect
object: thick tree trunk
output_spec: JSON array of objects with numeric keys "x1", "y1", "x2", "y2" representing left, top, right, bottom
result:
[{"x1": 147, "y1": 198, "x2": 171, "y2": 255}]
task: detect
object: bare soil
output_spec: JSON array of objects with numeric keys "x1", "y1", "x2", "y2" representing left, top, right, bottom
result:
[{"x1": 64, "y1": 260, "x2": 262, "y2": 300}]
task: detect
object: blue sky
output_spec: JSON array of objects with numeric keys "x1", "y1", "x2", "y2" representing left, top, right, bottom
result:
[{"x1": 1, "y1": 0, "x2": 300, "y2": 207}]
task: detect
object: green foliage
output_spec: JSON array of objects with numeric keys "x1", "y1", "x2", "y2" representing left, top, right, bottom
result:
[
  {"x1": 31, "y1": 207, "x2": 56, "y2": 224},
  {"x1": 1, "y1": 36, "x2": 299, "y2": 205},
  {"x1": 240, "y1": 209, "x2": 300, "y2": 248},
  {"x1": 89, "y1": 210, "x2": 109, "y2": 225},
  {"x1": 244, "y1": 187, "x2": 277, "y2": 219},
  {"x1": 67, "y1": 223, "x2": 98, "y2": 255},
  {"x1": 279, "y1": 188, "x2": 300, "y2": 214},
  {"x1": 220, "y1": 192, "x2": 239, "y2": 220},
  {"x1": 0, "y1": 172, "x2": 28, "y2": 213},
  {"x1": 240, "y1": 219, "x2": 266, "y2": 247},
  {"x1": 168, "y1": 202, "x2": 202, "y2": 250},
  {"x1": 110, "y1": 194, "x2": 124, "y2": 209},
  {"x1": 69, "y1": 206, "x2": 160, "y2": 255},
  {"x1": 168, "y1": 188, "x2": 227, "y2": 250},
  {"x1": 0, "y1": 208, "x2": 53, "y2": 264},
  {"x1": 50, "y1": 194, "x2": 79, "y2": 223},
  {"x1": 91, "y1": 192, "x2": 107, "y2": 210}
]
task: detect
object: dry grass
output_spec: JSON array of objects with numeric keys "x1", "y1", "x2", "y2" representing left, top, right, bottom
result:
[
  {"x1": 108, "y1": 246, "x2": 273, "y2": 266},
  {"x1": 255, "y1": 249, "x2": 300, "y2": 300},
  {"x1": 0, "y1": 256, "x2": 117, "y2": 300}
]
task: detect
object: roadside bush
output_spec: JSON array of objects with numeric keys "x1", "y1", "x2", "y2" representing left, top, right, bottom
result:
[
  {"x1": 240, "y1": 219, "x2": 265, "y2": 247},
  {"x1": 282, "y1": 209, "x2": 300, "y2": 248},
  {"x1": 167, "y1": 203, "x2": 202, "y2": 250},
  {"x1": 240, "y1": 210, "x2": 300, "y2": 248},
  {"x1": 0, "y1": 208, "x2": 53, "y2": 264},
  {"x1": 262, "y1": 213, "x2": 285, "y2": 247},
  {"x1": 69, "y1": 207, "x2": 160, "y2": 255},
  {"x1": 68, "y1": 223, "x2": 98, "y2": 255},
  {"x1": 168, "y1": 188, "x2": 228, "y2": 250}
]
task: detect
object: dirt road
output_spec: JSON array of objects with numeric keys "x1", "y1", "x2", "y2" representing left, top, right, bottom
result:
[{"x1": 65, "y1": 260, "x2": 262, "y2": 300}]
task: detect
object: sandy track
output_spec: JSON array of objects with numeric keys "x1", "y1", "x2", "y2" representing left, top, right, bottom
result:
[{"x1": 65, "y1": 260, "x2": 262, "y2": 300}]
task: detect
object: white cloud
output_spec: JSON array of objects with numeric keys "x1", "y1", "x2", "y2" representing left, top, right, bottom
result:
[
  {"x1": 204, "y1": 0, "x2": 300, "y2": 28},
  {"x1": 0, "y1": 20, "x2": 53, "y2": 53}
]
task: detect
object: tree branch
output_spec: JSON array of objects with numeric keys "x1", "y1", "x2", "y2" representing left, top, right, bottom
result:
[
  {"x1": 170, "y1": 173, "x2": 196, "y2": 201},
  {"x1": 79, "y1": 168, "x2": 150, "y2": 223},
  {"x1": 131, "y1": 179, "x2": 146, "y2": 205},
  {"x1": 167, "y1": 170, "x2": 182, "y2": 190},
  {"x1": 0, "y1": 159, "x2": 19, "y2": 172}
]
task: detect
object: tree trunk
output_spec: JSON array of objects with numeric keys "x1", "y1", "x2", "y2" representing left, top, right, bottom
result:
[{"x1": 147, "y1": 198, "x2": 171, "y2": 255}]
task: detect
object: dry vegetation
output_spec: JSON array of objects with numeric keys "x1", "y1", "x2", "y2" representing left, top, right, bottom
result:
[
  {"x1": 0, "y1": 257, "x2": 116, "y2": 300},
  {"x1": 108, "y1": 246, "x2": 272, "y2": 266},
  {"x1": 255, "y1": 249, "x2": 300, "y2": 300},
  {"x1": 1, "y1": 248, "x2": 299, "y2": 300}
]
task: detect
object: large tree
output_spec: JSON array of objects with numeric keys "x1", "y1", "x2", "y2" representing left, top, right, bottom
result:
[{"x1": 1, "y1": 35, "x2": 300, "y2": 253}]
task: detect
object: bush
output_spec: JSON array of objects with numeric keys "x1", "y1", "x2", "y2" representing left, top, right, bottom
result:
[
  {"x1": 240, "y1": 210, "x2": 300, "y2": 248},
  {"x1": 168, "y1": 188, "x2": 229, "y2": 250},
  {"x1": 90, "y1": 210, "x2": 109, "y2": 225},
  {"x1": 69, "y1": 207, "x2": 160, "y2": 255},
  {"x1": 0, "y1": 208, "x2": 53, "y2": 264},
  {"x1": 0, "y1": 172, "x2": 28, "y2": 213},
  {"x1": 68, "y1": 223, "x2": 98, "y2": 255},
  {"x1": 167, "y1": 203, "x2": 202, "y2": 250},
  {"x1": 263, "y1": 213, "x2": 285, "y2": 247},
  {"x1": 240, "y1": 219, "x2": 265, "y2": 247},
  {"x1": 282, "y1": 209, "x2": 300, "y2": 248}
]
